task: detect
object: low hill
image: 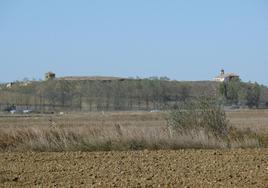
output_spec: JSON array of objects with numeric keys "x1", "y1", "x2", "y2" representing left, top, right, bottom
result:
[{"x1": 57, "y1": 76, "x2": 127, "y2": 81}]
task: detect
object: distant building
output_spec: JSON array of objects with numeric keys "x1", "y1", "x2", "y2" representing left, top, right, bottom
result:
[
  {"x1": 214, "y1": 69, "x2": 239, "y2": 82},
  {"x1": 45, "y1": 72, "x2": 56, "y2": 81}
]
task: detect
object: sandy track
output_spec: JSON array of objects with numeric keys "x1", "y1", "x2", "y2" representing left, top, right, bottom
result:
[{"x1": 0, "y1": 149, "x2": 268, "y2": 187}]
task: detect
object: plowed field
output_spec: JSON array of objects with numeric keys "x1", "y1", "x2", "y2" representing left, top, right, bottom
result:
[{"x1": 1, "y1": 149, "x2": 268, "y2": 187}]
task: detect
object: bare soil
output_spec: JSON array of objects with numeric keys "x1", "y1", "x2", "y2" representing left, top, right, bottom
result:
[{"x1": 1, "y1": 149, "x2": 268, "y2": 187}]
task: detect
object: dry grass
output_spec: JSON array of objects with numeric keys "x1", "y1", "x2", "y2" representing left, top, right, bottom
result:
[
  {"x1": 227, "y1": 110, "x2": 268, "y2": 132},
  {"x1": 0, "y1": 110, "x2": 267, "y2": 152},
  {"x1": 0, "y1": 125, "x2": 227, "y2": 152}
]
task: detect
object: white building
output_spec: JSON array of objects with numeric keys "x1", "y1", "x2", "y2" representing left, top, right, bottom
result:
[
  {"x1": 6, "y1": 82, "x2": 14, "y2": 88},
  {"x1": 214, "y1": 69, "x2": 239, "y2": 82}
]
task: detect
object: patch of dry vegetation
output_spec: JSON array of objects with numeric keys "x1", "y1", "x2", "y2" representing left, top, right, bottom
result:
[
  {"x1": 0, "y1": 101, "x2": 265, "y2": 151},
  {"x1": 0, "y1": 125, "x2": 242, "y2": 152},
  {"x1": 0, "y1": 126, "x2": 262, "y2": 152}
]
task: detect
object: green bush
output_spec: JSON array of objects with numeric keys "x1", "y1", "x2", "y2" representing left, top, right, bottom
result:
[{"x1": 167, "y1": 98, "x2": 229, "y2": 138}]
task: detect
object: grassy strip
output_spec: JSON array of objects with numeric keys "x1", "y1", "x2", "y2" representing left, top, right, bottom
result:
[{"x1": 0, "y1": 124, "x2": 263, "y2": 152}]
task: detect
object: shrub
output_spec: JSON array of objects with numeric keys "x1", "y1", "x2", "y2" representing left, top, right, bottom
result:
[{"x1": 167, "y1": 98, "x2": 229, "y2": 139}]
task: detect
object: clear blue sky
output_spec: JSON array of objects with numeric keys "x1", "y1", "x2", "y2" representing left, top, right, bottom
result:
[{"x1": 0, "y1": 1, "x2": 268, "y2": 85}]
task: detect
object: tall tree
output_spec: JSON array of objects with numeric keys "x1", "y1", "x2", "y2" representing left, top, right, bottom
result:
[
  {"x1": 219, "y1": 78, "x2": 241, "y2": 105},
  {"x1": 245, "y1": 82, "x2": 261, "y2": 108}
]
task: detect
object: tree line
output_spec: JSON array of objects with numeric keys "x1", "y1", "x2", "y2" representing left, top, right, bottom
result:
[
  {"x1": 219, "y1": 78, "x2": 264, "y2": 108},
  {"x1": 0, "y1": 77, "x2": 267, "y2": 112},
  {"x1": 0, "y1": 78, "x2": 195, "y2": 111}
]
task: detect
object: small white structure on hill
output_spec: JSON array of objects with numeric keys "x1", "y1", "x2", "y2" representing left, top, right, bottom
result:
[
  {"x1": 214, "y1": 69, "x2": 239, "y2": 82},
  {"x1": 6, "y1": 82, "x2": 14, "y2": 88}
]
